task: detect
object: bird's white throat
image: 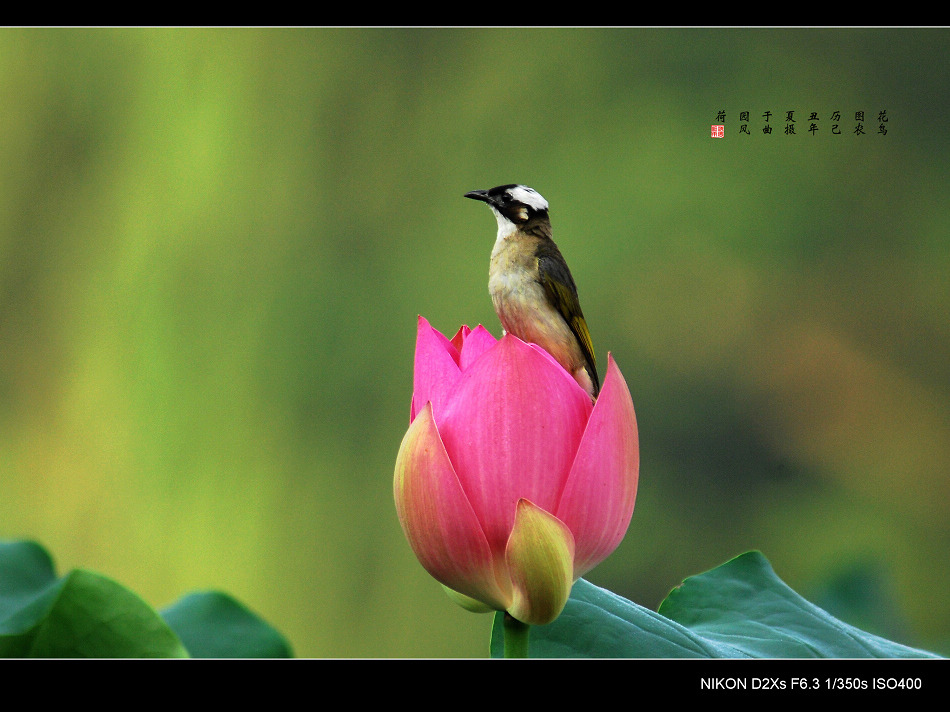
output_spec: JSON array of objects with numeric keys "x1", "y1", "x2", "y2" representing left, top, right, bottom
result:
[{"x1": 490, "y1": 208, "x2": 519, "y2": 243}]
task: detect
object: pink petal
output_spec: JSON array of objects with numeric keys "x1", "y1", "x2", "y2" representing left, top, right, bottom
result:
[
  {"x1": 527, "y1": 342, "x2": 590, "y2": 397},
  {"x1": 438, "y1": 335, "x2": 592, "y2": 557},
  {"x1": 555, "y1": 354, "x2": 639, "y2": 578},
  {"x1": 393, "y1": 403, "x2": 512, "y2": 610},
  {"x1": 458, "y1": 324, "x2": 498, "y2": 371},
  {"x1": 449, "y1": 324, "x2": 472, "y2": 353},
  {"x1": 411, "y1": 316, "x2": 463, "y2": 422}
]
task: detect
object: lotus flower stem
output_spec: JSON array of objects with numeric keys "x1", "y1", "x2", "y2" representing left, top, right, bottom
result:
[{"x1": 502, "y1": 613, "x2": 530, "y2": 658}]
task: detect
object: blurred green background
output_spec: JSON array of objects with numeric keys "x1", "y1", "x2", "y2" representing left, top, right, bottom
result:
[{"x1": 1, "y1": 27, "x2": 948, "y2": 657}]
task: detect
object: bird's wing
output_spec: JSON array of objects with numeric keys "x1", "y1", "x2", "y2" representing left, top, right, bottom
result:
[{"x1": 537, "y1": 250, "x2": 600, "y2": 395}]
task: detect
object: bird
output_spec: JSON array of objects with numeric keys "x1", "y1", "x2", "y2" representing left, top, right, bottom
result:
[{"x1": 464, "y1": 184, "x2": 600, "y2": 399}]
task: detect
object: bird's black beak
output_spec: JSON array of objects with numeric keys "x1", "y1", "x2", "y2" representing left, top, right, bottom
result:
[{"x1": 464, "y1": 189, "x2": 491, "y2": 204}]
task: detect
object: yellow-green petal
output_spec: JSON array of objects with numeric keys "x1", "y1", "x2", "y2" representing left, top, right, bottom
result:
[
  {"x1": 441, "y1": 585, "x2": 495, "y2": 613},
  {"x1": 504, "y1": 499, "x2": 575, "y2": 626}
]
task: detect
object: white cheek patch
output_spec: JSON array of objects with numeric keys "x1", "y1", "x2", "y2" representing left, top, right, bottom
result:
[{"x1": 507, "y1": 185, "x2": 549, "y2": 212}]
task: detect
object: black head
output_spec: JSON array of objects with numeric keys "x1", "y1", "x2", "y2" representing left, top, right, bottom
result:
[{"x1": 464, "y1": 184, "x2": 550, "y2": 226}]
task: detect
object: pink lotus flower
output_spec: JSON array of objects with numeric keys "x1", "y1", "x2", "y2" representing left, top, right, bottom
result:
[{"x1": 394, "y1": 316, "x2": 639, "y2": 626}]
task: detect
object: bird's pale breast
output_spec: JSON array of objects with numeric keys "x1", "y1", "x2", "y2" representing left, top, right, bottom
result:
[{"x1": 489, "y1": 237, "x2": 584, "y2": 375}]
